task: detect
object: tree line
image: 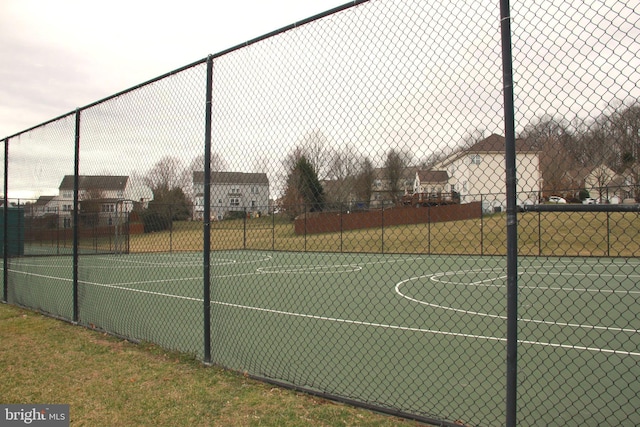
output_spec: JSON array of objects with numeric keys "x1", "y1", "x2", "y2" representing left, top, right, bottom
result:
[
  {"x1": 521, "y1": 101, "x2": 640, "y2": 199},
  {"x1": 128, "y1": 99, "x2": 640, "y2": 228}
]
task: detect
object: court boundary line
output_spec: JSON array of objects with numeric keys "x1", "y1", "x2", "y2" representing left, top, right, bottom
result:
[
  {"x1": 395, "y1": 270, "x2": 640, "y2": 334},
  {"x1": 8, "y1": 254, "x2": 640, "y2": 358}
]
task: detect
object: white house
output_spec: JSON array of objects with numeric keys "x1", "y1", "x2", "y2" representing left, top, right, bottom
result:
[
  {"x1": 193, "y1": 171, "x2": 270, "y2": 220},
  {"x1": 413, "y1": 170, "x2": 449, "y2": 195},
  {"x1": 429, "y1": 134, "x2": 541, "y2": 211},
  {"x1": 28, "y1": 195, "x2": 57, "y2": 217},
  {"x1": 56, "y1": 175, "x2": 131, "y2": 227},
  {"x1": 580, "y1": 163, "x2": 640, "y2": 203}
]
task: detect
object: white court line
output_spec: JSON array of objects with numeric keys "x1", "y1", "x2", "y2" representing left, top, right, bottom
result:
[
  {"x1": 8, "y1": 269, "x2": 203, "y2": 291},
  {"x1": 429, "y1": 268, "x2": 640, "y2": 294},
  {"x1": 396, "y1": 272, "x2": 640, "y2": 334},
  {"x1": 253, "y1": 254, "x2": 426, "y2": 274},
  {"x1": 80, "y1": 280, "x2": 202, "y2": 302},
  {"x1": 8, "y1": 254, "x2": 273, "y2": 270},
  {"x1": 9, "y1": 262, "x2": 640, "y2": 358},
  {"x1": 257, "y1": 264, "x2": 362, "y2": 274},
  {"x1": 212, "y1": 300, "x2": 640, "y2": 358}
]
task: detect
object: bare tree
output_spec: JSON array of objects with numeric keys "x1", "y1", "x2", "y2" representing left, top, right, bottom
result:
[
  {"x1": 144, "y1": 156, "x2": 192, "y2": 220},
  {"x1": 353, "y1": 156, "x2": 375, "y2": 208},
  {"x1": 384, "y1": 149, "x2": 412, "y2": 204},
  {"x1": 520, "y1": 116, "x2": 578, "y2": 196},
  {"x1": 144, "y1": 156, "x2": 186, "y2": 199},
  {"x1": 324, "y1": 145, "x2": 360, "y2": 207},
  {"x1": 606, "y1": 103, "x2": 640, "y2": 199},
  {"x1": 607, "y1": 102, "x2": 640, "y2": 169},
  {"x1": 585, "y1": 164, "x2": 616, "y2": 202},
  {"x1": 185, "y1": 152, "x2": 227, "y2": 174},
  {"x1": 282, "y1": 130, "x2": 335, "y2": 182}
]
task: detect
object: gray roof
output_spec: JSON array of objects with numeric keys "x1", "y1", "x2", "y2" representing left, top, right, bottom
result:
[
  {"x1": 34, "y1": 195, "x2": 56, "y2": 206},
  {"x1": 193, "y1": 171, "x2": 269, "y2": 185},
  {"x1": 466, "y1": 133, "x2": 536, "y2": 153},
  {"x1": 417, "y1": 170, "x2": 449, "y2": 183},
  {"x1": 59, "y1": 175, "x2": 128, "y2": 191},
  {"x1": 434, "y1": 134, "x2": 538, "y2": 169}
]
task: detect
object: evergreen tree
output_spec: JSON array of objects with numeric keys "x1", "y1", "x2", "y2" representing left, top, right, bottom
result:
[{"x1": 283, "y1": 156, "x2": 325, "y2": 218}]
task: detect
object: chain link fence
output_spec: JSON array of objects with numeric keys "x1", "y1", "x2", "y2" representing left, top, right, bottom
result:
[{"x1": 3, "y1": 0, "x2": 640, "y2": 425}]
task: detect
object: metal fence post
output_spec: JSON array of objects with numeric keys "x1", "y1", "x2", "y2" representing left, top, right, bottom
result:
[
  {"x1": 480, "y1": 194, "x2": 484, "y2": 256},
  {"x1": 340, "y1": 202, "x2": 344, "y2": 253},
  {"x1": 73, "y1": 109, "x2": 80, "y2": 323},
  {"x1": 538, "y1": 211, "x2": 541, "y2": 256},
  {"x1": 607, "y1": 212, "x2": 611, "y2": 257},
  {"x1": 381, "y1": 207, "x2": 384, "y2": 254},
  {"x1": 243, "y1": 207, "x2": 247, "y2": 249},
  {"x1": 203, "y1": 55, "x2": 213, "y2": 364},
  {"x1": 3, "y1": 137, "x2": 8, "y2": 303},
  {"x1": 169, "y1": 204, "x2": 173, "y2": 253},
  {"x1": 427, "y1": 204, "x2": 431, "y2": 254},
  {"x1": 499, "y1": 1, "x2": 518, "y2": 425}
]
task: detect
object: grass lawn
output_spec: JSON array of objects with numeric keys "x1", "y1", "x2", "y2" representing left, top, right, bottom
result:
[
  {"x1": 0, "y1": 303, "x2": 419, "y2": 427},
  {"x1": 124, "y1": 211, "x2": 640, "y2": 257}
]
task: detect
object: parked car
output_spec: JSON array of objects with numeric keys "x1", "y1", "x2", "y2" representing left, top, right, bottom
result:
[
  {"x1": 548, "y1": 196, "x2": 566, "y2": 204},
  {"x1": 582, "y1": 198, "x2": 596, "y2": 204}
]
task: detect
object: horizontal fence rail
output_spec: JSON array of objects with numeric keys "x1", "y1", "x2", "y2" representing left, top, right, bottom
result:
[{"x1": 3, "y1": 1, "x2": 640, "y2": 426}]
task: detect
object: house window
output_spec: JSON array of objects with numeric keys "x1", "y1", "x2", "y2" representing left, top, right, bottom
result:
[
  {"x1": 251, "y1": 187, "x2": 259, "y2": 194},
  {"x1": 230, "y1": 198, "x2": 240, "y2": 207},
  {"x1": 62, "y1": 191, "x2": 73, "y2": 199},
  {"x1": 471, "y1": 154, "x2": 482, "y2": 165},
  {"x1": 64, "y1": 218, "x2": 71, "y2": 228},
  {"x1": 102, "y1": 204, "x2": 115, "y2": 213},
  {"x1": 251, "y1": 200, "x2": 256, "y2": 208}
]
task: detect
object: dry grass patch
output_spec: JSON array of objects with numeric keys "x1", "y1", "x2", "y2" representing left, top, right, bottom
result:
[
  {"x1": 122, "y1": 210, "x2": 640, "y2": 257},
  {"x1": 0, "y1": 304, "x2": 420, "y2": 427}
]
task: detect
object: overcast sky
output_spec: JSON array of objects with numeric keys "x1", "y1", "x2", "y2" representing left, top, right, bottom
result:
[
  {"x1": 0, "y1": 0, "x2": 349, "y2": 139},
  {"x1": 2, "y1": 0, "x2": 638, "y2": 200}
]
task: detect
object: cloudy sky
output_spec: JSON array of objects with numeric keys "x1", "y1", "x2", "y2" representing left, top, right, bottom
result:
[
  {"x1": 0, "y1": 0, "x2": 349, "y2": 139},
  {"x1": 2, "y1": 0, "x2": 638, "y2": 200}
]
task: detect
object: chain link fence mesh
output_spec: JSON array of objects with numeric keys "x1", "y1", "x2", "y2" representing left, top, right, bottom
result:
[{"x1": 3, "y1": 0, "x2": 639, "y2": 425}]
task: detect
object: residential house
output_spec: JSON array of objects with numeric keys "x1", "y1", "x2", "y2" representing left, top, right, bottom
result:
[
  {"x1": 370, "y1": 167, "x2": 417, "y2": 208},
  {"x1": 620, "y1": 165, "x2": 640, "y2": 201},
  {"x1": 28, "y1": 195, "x2": 57, "y2": 217},
  {"x1": 57, "y1": 175, "x2": 130, "y2": 227},
  {"x1": 413, "y1": 170, "x2": 449, "y2": 195},
  {"x1": 193, "y1": 171, "x2": 270, "y2": 220},
  {"x1": 561, "y1": 166, "x2": 593, "y2": 199},
  {"x1": 428, "y1": 134, "x2": 541, "y2": 211},
  {"x1": 581, "y1": 164, "x2": 635, "y2": 203}
]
